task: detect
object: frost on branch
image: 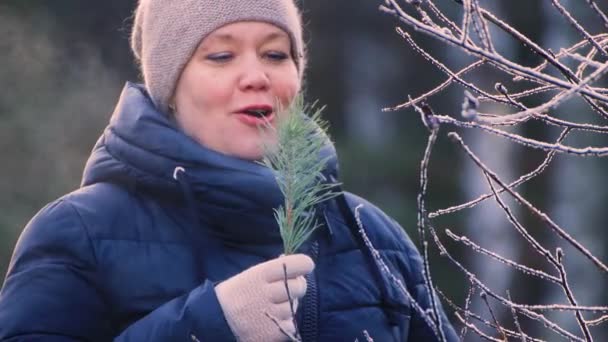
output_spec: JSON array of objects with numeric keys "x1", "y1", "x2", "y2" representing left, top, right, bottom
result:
[{"x1": 379, "y1": 0, "x2": 608, "y2": 340}]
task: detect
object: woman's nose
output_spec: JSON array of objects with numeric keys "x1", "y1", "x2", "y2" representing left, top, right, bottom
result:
[{"x1": 238, "y1": 59, "x2": 271, "y2": 92}]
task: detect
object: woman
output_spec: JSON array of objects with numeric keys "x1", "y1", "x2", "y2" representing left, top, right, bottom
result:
[{"x1": 0, "y1": 0, "x2": 457, "y2": 341}]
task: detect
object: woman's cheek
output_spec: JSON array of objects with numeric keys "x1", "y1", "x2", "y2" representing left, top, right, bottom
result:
[{"x1": 280, "y1": 80, "x2": 300, "y2": 107}]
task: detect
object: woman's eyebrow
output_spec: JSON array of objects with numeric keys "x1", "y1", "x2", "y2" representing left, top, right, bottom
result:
[
  {"x1": 199, "y1": 30, "x2": 289, "y2": 52},
  {"x1": 262, "y1": 32, "x2": 289, "y2": 43},
  {"x1": 197, "y1": 33, "x2": 235, "y2": 53},
  {"x1": 209, "y1": 33, "x2": 237, "y2": 42},
  {"x1": 212, "y1": 31, "x2": 288, "y2": 43},
  {"x1": 202, "y1": 33, "x2": 237, "y2": 46}
]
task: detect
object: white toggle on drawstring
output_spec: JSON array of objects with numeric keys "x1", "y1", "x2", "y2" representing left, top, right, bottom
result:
[{"x1": 173, "y1": 166, "x2": 186, "y2": 180}]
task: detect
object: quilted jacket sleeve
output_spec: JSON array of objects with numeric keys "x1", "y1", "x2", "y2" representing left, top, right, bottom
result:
[
  {"x1": 0, "y1": 200, "x2": 112, "y2": 341},
  {"x1": 0, "y1": 199, "x2": 234, "y2": 341},
  {"x1": 114, "y1": 280, "x2": 235, "y2": 342}
]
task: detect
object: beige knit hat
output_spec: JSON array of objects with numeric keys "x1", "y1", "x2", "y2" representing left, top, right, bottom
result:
[{"x1": 130, "y1": 0, "x2": 305, "y2": 113}]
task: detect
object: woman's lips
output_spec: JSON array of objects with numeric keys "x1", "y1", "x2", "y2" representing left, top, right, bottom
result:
[
  {"x1": 235, "y1": 111, "x2": 275, "y2": 126},
  {"x1": 234, "y1": 104, "x2": 275, "y2": 126}
]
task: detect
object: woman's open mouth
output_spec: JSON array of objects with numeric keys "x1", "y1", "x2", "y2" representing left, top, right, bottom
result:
[
  {"x1": 243, "y1": 108, "x2": 272, "y2": 118},
  {"x1": 236, "y1": 105, "x2": 275, "y2": 126}
]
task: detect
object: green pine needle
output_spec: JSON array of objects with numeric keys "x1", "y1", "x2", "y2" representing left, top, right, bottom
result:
[{"x1": 261, "y1": 95, "x2": 340, "y2": 255}]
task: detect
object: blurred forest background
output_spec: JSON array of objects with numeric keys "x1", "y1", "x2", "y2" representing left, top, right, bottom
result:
[{"x1": 1, "y1": 0, "x2": 608, "y2": 340}]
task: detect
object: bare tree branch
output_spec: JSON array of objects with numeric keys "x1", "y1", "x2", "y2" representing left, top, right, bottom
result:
[
  {"x1": 378, "y1": 1, "x2": 608, "y2": 338},
  {"x1": 551, "y1": 0, "x2": 608, "y2": 57},
  {"x1": 449, "y1": 131, "x2": 608, "y2": 273}
]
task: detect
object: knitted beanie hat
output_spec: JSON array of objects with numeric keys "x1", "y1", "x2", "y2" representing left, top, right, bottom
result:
[{"x1": 130, "y1": 0, "x2": 305, "y2": 113}]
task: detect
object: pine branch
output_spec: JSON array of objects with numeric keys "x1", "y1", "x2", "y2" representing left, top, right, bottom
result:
[{"x1": 261, "y1": 95, "x2": 340, "y2": 255}]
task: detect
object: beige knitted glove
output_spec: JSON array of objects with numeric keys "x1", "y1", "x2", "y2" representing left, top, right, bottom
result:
[{"x1": 215, "y1": 254, "x2": 314, "y2": 342}]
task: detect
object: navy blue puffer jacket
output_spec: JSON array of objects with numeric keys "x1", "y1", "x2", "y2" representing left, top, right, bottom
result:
[{"x1": 0, "y1": 83, "x2": 457, "y2": 341}]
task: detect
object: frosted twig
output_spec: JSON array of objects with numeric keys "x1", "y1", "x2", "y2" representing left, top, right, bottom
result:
[
  {"x1": 445, "y1": 229, "x2": 561, "y2": 284},
  {"x1": 477, "y1": 84, "x2": 608, "y2": 133},
  {"x1": 449, "y1": 132, "x2": 608, "y2": 274},
  {"x1": 455, "y1": 313, "x2": 504, "y2": 342},
  {"x1": 513, "y1": 34, "x2": 608, "y2": 81},
  {"x1": 467, "y1": 3, "x2": 488, "y2": 52},
  {"x1": 428, "y1": 224, "x2": 586, "y2": 341},
  {"x1": 459, "y1": 282, "x2": 475, "y2": 340},
  {"x1": 353, "y1": 204, "x2": 442, "y2": 339},
  {"x1": 578, "y1": 48, "x2": 598, "y2": 80},
  {"x1": 396, "y1": 29, "x2": 512, "y2": 106},
  {"x1": 461, "y1": 2, "x2": 572, "y2": 79},
  {"x1": 476, "y1": 90, "x2": 608, "y2": 133},
  {"x1": 586, "y1": 315, "x2": 608, "y2": 326},
  {"x1": 448, "y1": 2, "x2": 608, "y2": 119},
  {"x1": 470, "y1": 0, "x2": 494, "y2": 53},
  {"x1": 429, "y1": 127, "x2": 569, "y2": 218},
  {"x1": 439, "y1": 289, "x2": 546, "y2": 342},
  {"x1": 464, "y1": 4, "x2": 581, "y2": 84},
  {"x1": 529, "y1": 114, "x2": 608, "y2": 134},
  {"x1": 476, "y1": 60, "x2": 608, "y2": 124},
  {"x1": 415, "y1": 107, "x2": 445, "y2": 340},
  {"x1": 382, "y1": 60, "x2": 485, "y2": 112},
  {"x1": 517, "y1": 304, "x2": 608, "y2": 313},
  {"x1": 380, "y1": 1, "x2": 608, "y2": 105},
  {"x1": 461, "y1": 0, "x2": 472, "y2": 45},
  {"x1": 482, "y1": 172, "x2": 559, "y2": 267},
  {"x1": 478, "y1": 85, "x2": 556, "y2": 102},
  {"x1": 437, "y1": 115, "x2": 608, "y2": 157},
  {"x1": 479, "y1": 291, "x2": 508, "y2": 341},
  {"x1": 583, "y1": 0, "x2": 608, "y2": 30},
  {"x1": 555, "y1": 249, "x2": 593, "y2": 341},
  {"x1": 379, "y1": 1, "x2": 608, "y2": 338},
  {"x1": 424, "y1": 0, "x2": 467, "y2": 40},
  {"x1": 566, "y1": 51, "x2": 607, "y2": 70},
  {"x1": 507, "y1": 291, "x2": 527, "y2": 342},
  {"x1": 551, "y1": 0, "x2": 608, "y2": 57},
  {"x1": 411, "y1": 1, "x2": 440, "y2": 30}
]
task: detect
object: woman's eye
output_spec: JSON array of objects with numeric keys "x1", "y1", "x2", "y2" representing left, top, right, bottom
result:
[
  {"x1": 265, "y1": 51, "x2": 289, "y2": 61},
  {"x1": 206, "y1": 52, "x2": 233, "y2": 63}
]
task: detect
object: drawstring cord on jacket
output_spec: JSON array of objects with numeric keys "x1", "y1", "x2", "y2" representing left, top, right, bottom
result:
[
  {"x1": 173, "y1": 166, "x2": 208, "y2": 275},
  {"x1": 173, "y1": 166, "x2": 200, "y2": 227}
]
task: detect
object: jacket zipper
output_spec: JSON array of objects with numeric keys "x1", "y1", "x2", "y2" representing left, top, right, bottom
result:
[{"x1": 300, "y1": 240, "x2": 319, "y2": 342}]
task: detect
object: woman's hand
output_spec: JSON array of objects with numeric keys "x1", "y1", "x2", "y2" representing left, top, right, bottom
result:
[{"x1": 215, "y1": 254, "x2": 314, "y2": 341}]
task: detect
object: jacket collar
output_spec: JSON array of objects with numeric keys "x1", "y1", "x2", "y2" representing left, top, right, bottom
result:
[{"x1": 82, "y1": 82, "x2": 338, "y2": 245}]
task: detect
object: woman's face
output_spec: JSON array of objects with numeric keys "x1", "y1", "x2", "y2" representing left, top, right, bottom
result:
[{"x1": 173, "y1": 21, "x2": 301, "y2": 160}]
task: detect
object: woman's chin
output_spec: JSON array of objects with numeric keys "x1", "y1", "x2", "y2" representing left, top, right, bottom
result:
[
  {"x1": 193, "y1": 133, "x2": 275, "y2": 161},
  {"x1": 226, "y1": 144, "x2": 268, "y2": 161},
  {"x1": 233, "y1": 136, "x2": 278, "y2": 161}
]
